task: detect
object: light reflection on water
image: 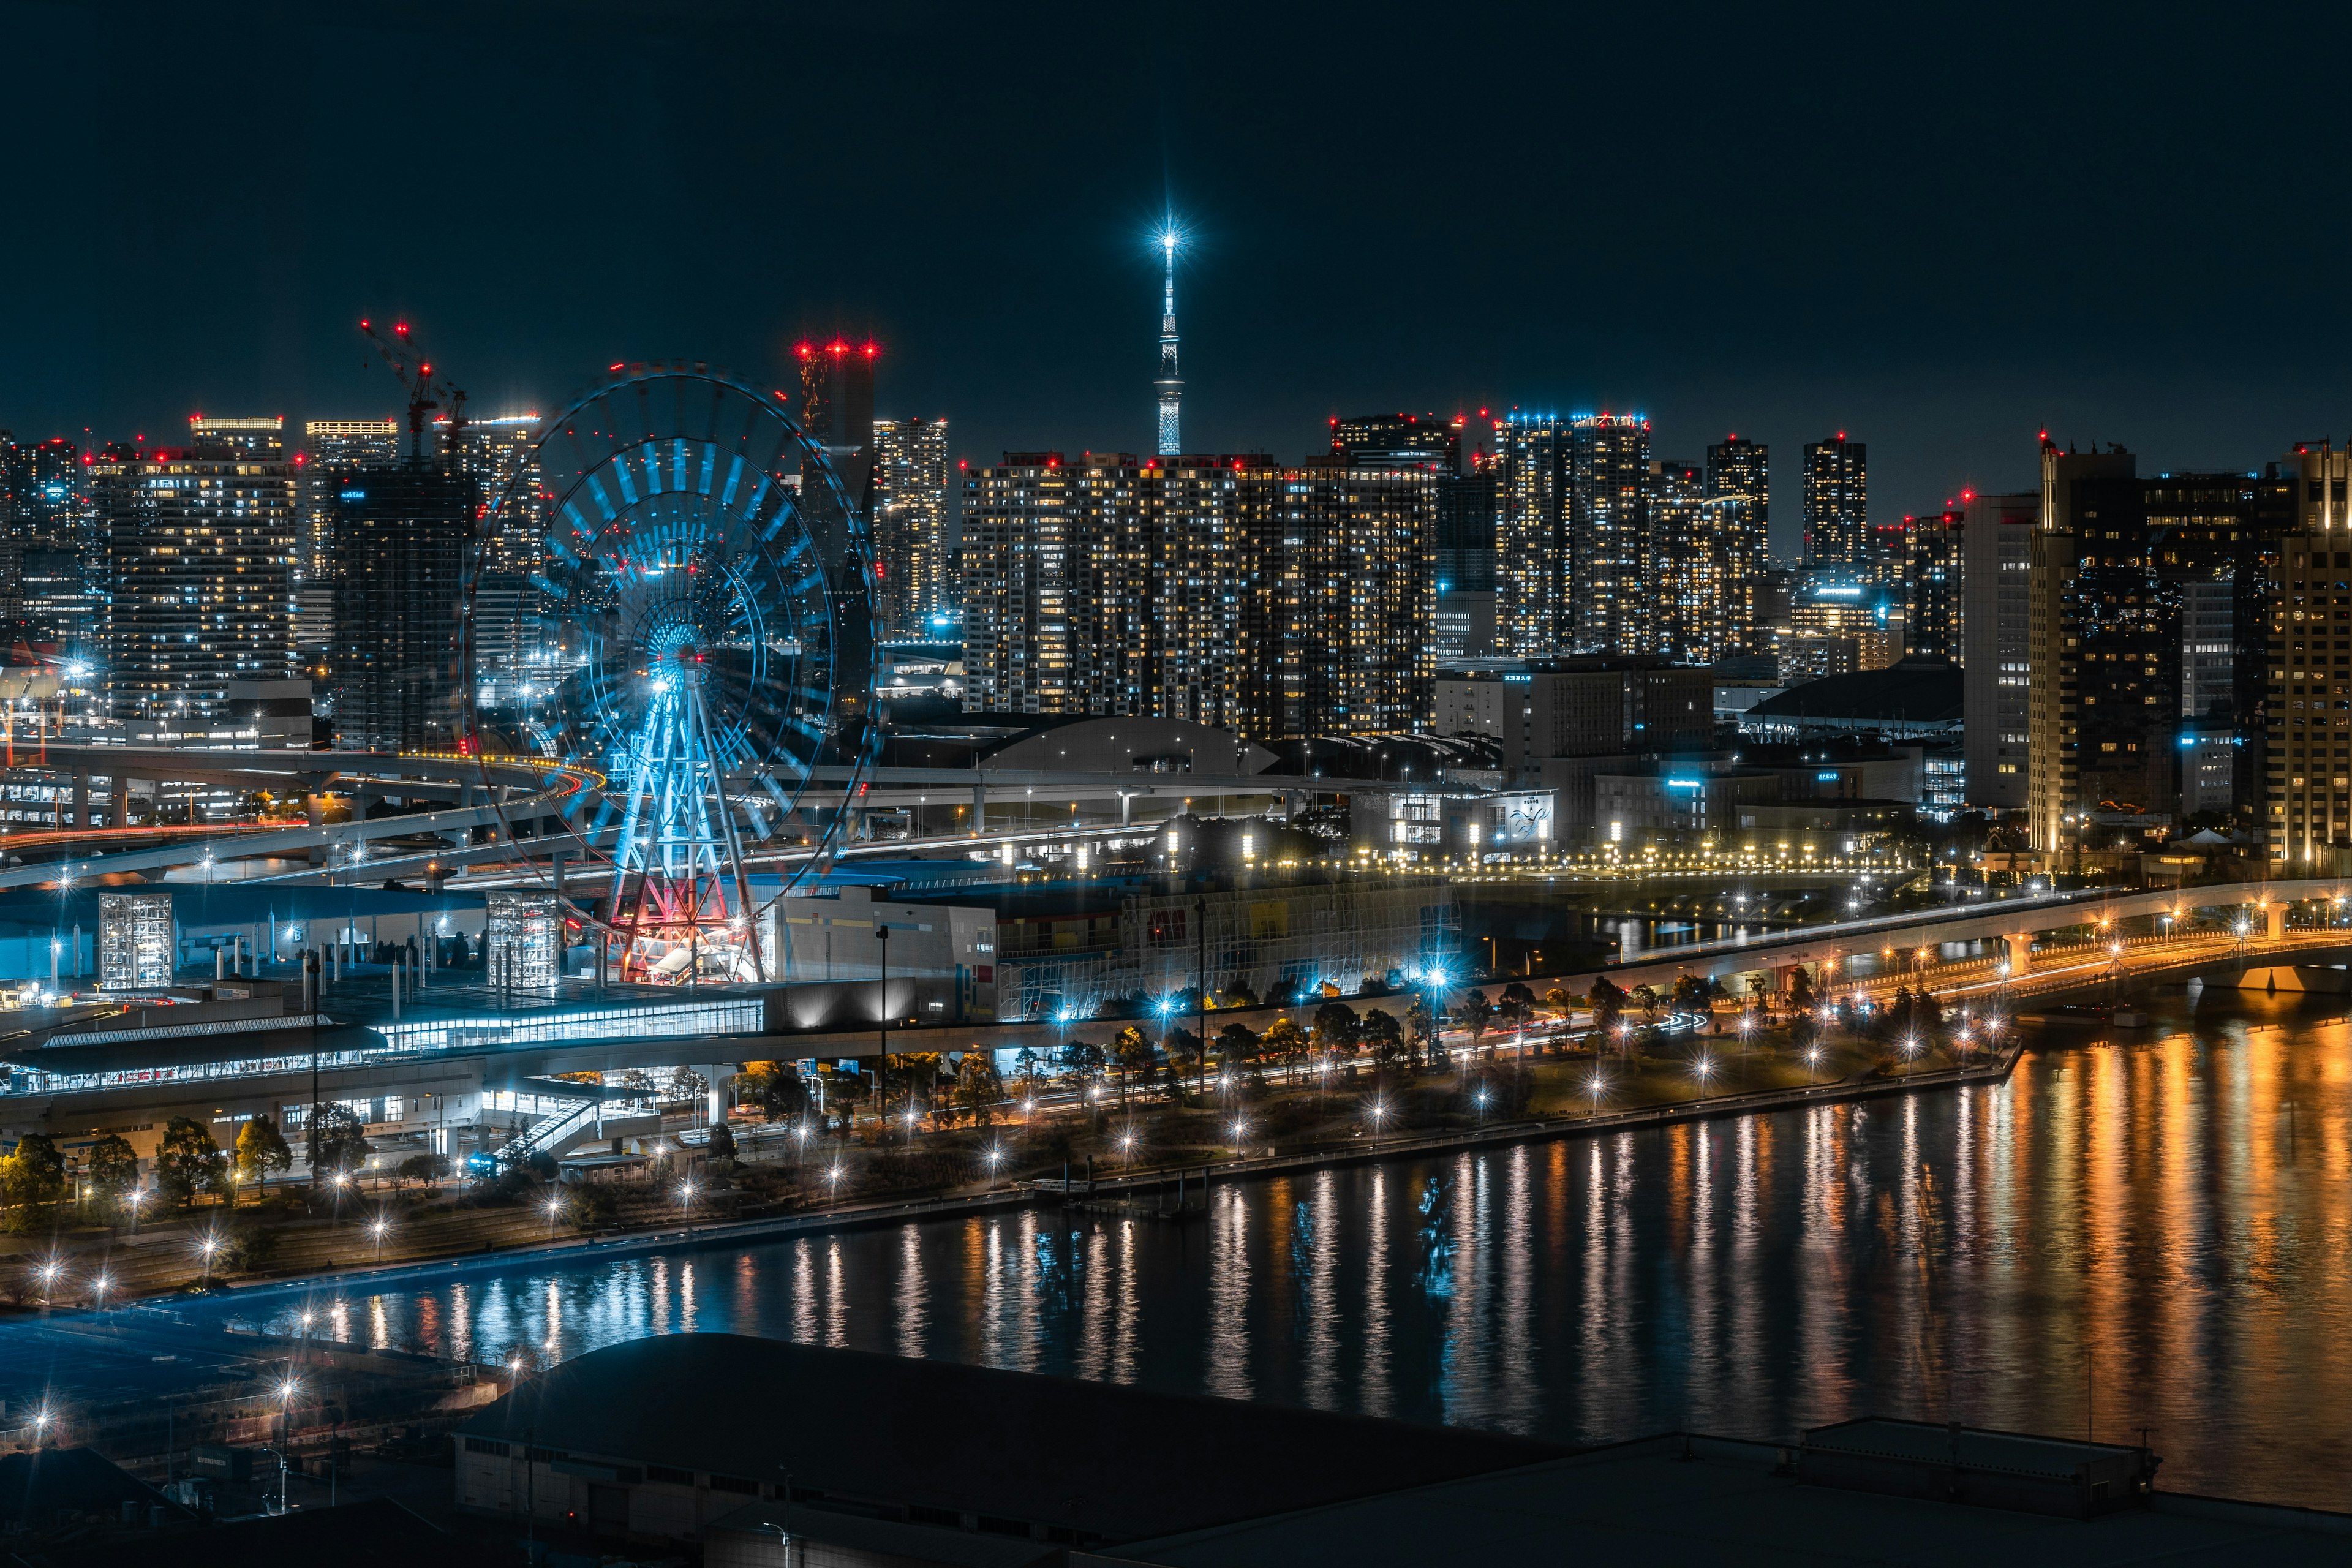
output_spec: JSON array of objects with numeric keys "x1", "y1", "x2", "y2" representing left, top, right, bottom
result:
[{"x1": 221, "y1": 990, "x2": 2352, "y2": 1510}]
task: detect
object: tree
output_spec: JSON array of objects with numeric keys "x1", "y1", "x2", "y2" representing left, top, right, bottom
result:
[
  {"x1": 312, "y1": 1104, "x2": 371, "y2": 1178},
  {"x1": 1633, "y1": 984, "x2": 1662, "y2": 1019},
  {"x1": 955, "y1": 1052, "x2": 1006, "y2": 1126},
  {"x1": 739, "y1": 1061, "x2": 811, "y2": 1123},
  {"x1": 1159, "y1": 1028, "x2": 1202, "y2": 1101},
  {"x1": 707, "y1": 1120, "x2": 738, "y2": 1160},
  {"x1": 1789, "y1": 964, "x2": 1817, "y2": 1012},
  {"x1": 1311, "y1": 1001, "x2": 1363, "y2": 1063},
  {"x1": 394, "y1": 1153, "x2": 445, "y2": 1190},
  {"x1": 86, "y1": 1134, "x2": 140, "y2": 1213},
  {"x1": 1404, "y1": 995, "x2": 1437, "y2": 1064},
  {"x1": 1591, "y1": 977, "x2": 1626, "y2": 1042},
  {"x1": 1261, "y1": 1017, "x2": 1308, "y2": 1076},
  {"x1": 1217, "y1": 979, "x2": 1259, "y2": 1009},
  {"x1": 1, "y1": 1133, "x2": 65, "y2": 1216},
  {"x1": 1110, "y1": 1026, "x2": 1155, "y2": 1107},
  {"x1": 233, "y1": 1116, "x2": 293, "y2": 1197},
  {"x1": 1363, "y1": 1009, "x2": 1408, "y2": 1079},
  {"x1": 1458, "y1": 989, "x2": 1494, "y2": 1055},
  {"x1": 1215, "y1": 1022, "x2": 1261, "y2": 1074},
  {"x1": 1543, "y1": 986, "x2": 1573, "y2": 1014},
  {"x1": 155, "y1": 1117, "x2": 226, "y2": 1209}
]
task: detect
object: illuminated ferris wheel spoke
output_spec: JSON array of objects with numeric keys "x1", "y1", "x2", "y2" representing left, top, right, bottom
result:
[{"x1": 462, "y1": 365, "x2": 875, "y2": 985}]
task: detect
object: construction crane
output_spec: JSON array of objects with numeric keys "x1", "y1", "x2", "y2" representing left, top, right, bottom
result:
[{"x1": 359, "y1": 317, "x2": 469, "y2": 462}]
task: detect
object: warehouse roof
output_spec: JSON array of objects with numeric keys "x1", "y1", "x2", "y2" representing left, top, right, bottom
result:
[
  {"x1": 459, "y1": 1334, "x2": 1562, "y2": 1545},
  {"x1": 1748, "y1": 656, "x2": 1964, "y2": 726}
]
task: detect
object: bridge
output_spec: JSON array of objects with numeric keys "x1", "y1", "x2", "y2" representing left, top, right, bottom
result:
[{"x1": 1533, "y1": 880, "x2": 2352, "y2": 999}]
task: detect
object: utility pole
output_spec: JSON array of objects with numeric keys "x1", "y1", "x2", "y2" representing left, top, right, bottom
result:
[
  {"x1": 1195, "y1": 895, "x2": 1208, "y2": 1099},
  {"x1": 876, "y1": 925, "x2": 891, "y2": 1140},
  {"x1": 305, "y1": 950, "x2": 323, "y2": 1199}
]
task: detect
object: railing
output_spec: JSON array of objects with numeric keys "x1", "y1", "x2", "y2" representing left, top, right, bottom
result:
[{"x1": 489, "y1": 1094, "x2": 655, "y2": 1168}]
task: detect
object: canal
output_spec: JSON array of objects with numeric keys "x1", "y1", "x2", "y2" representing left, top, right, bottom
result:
[{"x1": 211, "y1": 981, "x2": 2352, "y2": 1510}]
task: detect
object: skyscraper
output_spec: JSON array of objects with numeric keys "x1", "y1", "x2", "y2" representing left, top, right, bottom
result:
[
  {"x1": 1569, "y1": 413, "x2": 1650, "y2": 655},
  {"x1": 327, "y1": 462, "x2": 479, "y2": 752},
  {"x1": 1705, "y1": 434, "x2": 1769, "y2": 652},
  {"x1": 960, "y1": 449, "x2": 1432, "y2": 738},
  {"x1": 2029, "y1": 443, "x2": 2288, "y2": 854},
  {"x1": 98, "y1": 423, "x2": 298, "y2": 728},
  {"x1": 1962, "y1": 491, "x2": 2035, "y2": 811},
  {"x1": 872, "y1": 417, "x2": 951, "y2": 635},
  {"x1": 1646, "y1": 458, "x2": 1708, "y2": 661},
  {"x1": 1155, "y1": 228, "x2": 1182, "y2": 457},
  {"x1": 453, "y1": 414, "x2": 545, "y2": 576},
  {"x1": 302, "y1": 420, "x2": 400, "y2": 569},
  {"x1": 1905, "y1": 507, "x2": 1964, "y2": 660},
  {"x1": 1332, "y1": 414, "x2": 1493, "y2": 659},
  {"x1": 1494, "y1": 415, "x2": 1570, "y2": 657},
  {"x1": 1802, "y1": 433, "x2": 1868, "y2": 565},
  {"x1": 797, "y1": 339, "x2": 878, "y2": 453},
  {"x1": 2266, "y1": 441, "x2": 2352, "y2": 864}
]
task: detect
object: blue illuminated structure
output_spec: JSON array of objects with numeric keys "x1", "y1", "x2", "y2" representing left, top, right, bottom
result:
[
  {"x1": 1155, "y1": 223, "x2": 1183, "y2": 456},
  {"x1": 464, "y1": 366, "x2": 877, "y2": 984}
]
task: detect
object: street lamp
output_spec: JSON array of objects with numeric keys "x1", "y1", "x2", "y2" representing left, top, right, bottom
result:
[
  {"x1": 89, "y1": 1273, "x2": 111, "y2": 1311},
  {"x1": 369, "y1": 1215, "x2": 390, "y2": 1264},
  {"x1": 197, "y1": 1233, "x2": 222, "y2": 1287},
  {"x1": 983, "y1": 1145, "x2": 1005, "y2": 1188},
  {"x1": 1586, "y1": 1071, "x2": 1604, "y2": 1115},
  {"x1": 544, "y1": 1193, "x2": 565, "y2": 1239}
]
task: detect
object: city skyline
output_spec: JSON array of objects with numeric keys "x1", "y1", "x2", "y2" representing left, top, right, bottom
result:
[{"x1": 8, "y1": 6, "x2": 2352, "y2": 559}]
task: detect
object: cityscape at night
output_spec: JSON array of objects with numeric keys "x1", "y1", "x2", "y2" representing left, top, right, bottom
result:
[{"x1": 2, "y1": 3, "x2": 2351, "y2": 1563}]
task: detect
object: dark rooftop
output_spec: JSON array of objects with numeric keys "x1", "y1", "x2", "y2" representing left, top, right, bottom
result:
[
  {"x1": 459, "y1": 1334, "x2": 1562, "y2": 1545},
  {"x1": 1118, "y1": 1432, "x2": 2352, "y2": 1568},
  {"x1": 1749, "y1": 656, "x2": 1964, "y2": 726}
]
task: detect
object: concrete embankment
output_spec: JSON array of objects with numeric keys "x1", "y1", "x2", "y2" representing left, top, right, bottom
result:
[{"x1": 170, "y1": 1042, "x2": 2027, "y2": 1310}]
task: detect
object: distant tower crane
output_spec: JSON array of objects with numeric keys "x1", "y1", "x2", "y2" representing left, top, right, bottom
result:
[{"x1": 359, "y1": 317, "x2": 469, "y2": 463}]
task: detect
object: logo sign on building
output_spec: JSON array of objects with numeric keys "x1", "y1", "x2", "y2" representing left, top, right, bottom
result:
[{"x1": 99, "y1": 891, "x2": 175, "y2": 990}]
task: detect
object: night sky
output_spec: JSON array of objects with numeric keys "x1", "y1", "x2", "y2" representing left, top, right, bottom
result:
[{"x1": 7, "y1": 1, "x2": 2347, "y2": 556}]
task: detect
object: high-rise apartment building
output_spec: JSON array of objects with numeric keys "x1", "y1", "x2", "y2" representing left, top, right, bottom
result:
[
  {"x1": 872, "y1": 417, "x2": 951, "y2": 635},
  {"x1": 301, "y1": 420, "x2": 400, "y2": 572},
  {"x1": 2263, "y1": 442, "x2": 2352, "y2": 864},
  {"x1": 1648, "y1": 458, "x2": 1717, "y2": 663},
  {"x1": 1962, "y1": 491, "x2": 2035, "y2": 810},
  {"x1": 1905, "y1": 508, "x2": 1964, "y2": 660},
  {"x1": 1243, "y1": 457, "x2": 1436, "y2": 737},
  {"x1": 454, "y1": 415, "x2": 545, "y2": 576},
  {"x1": 327, "y1": 463, "x2": 480, "y2": 752},
  {"x1": 1494, "y1": 415, "x2": 1570, "y2": 657},
  {"x1": 2030, "y1": 443, "x2": 2289, "y2": 854},
  {"x1": 97, "y1": 424, "x2": 298, "y2": 725},
  {"x1": 1569, "y1": 415, "x2": 1650, "y2": 655},
  {"x1": 1705, "y1": 434, "x2": 1769, "y2": 654},
  {"x1": 1802, "y1": 433, "x2": 1868, "y2": 565},
  {"x1": 1331, "y1": 413, "x2": 1492, "y2": 660},
  {"x1": 961, "y1": 451, "x2": 1432, "y2": 739}
]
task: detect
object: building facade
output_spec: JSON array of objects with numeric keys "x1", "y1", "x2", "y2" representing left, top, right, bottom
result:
[
  {"x1": 960, "y1": 452, "x2": 1431, "y2": 740},
  {"x1": 328, "y1": 463, "x2": 479, "y2": 752},
  {"x1": 871, "y1": 416, "x2": 950, "y2": 636},
  {"x1": 1962, "y1": 490, "x2": 2035, "y2": 810},
  {"x1": 98, "y1": 425, "x2": 298, "y2": 724},
  {"x1": 1705, "y1": 434, "x2": 1770, "y2": 655},
  {"x1": 1494, "y1": 415, "x2": 1570, "y2": 657},
  {"x1": 1802, "y1": 433, "x2": 1868, "y2": 565},
  {"x1": 1568, "y1": 414, "x2": 1650, "y2": 654},
  {"x1": 2264, "y1": 441, "x2": 2352, "y2": 864}
]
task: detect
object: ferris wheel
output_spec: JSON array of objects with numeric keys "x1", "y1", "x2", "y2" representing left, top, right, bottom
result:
[{"x1": 462, "y1": 363, "x2": 876, "y2": 983}]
